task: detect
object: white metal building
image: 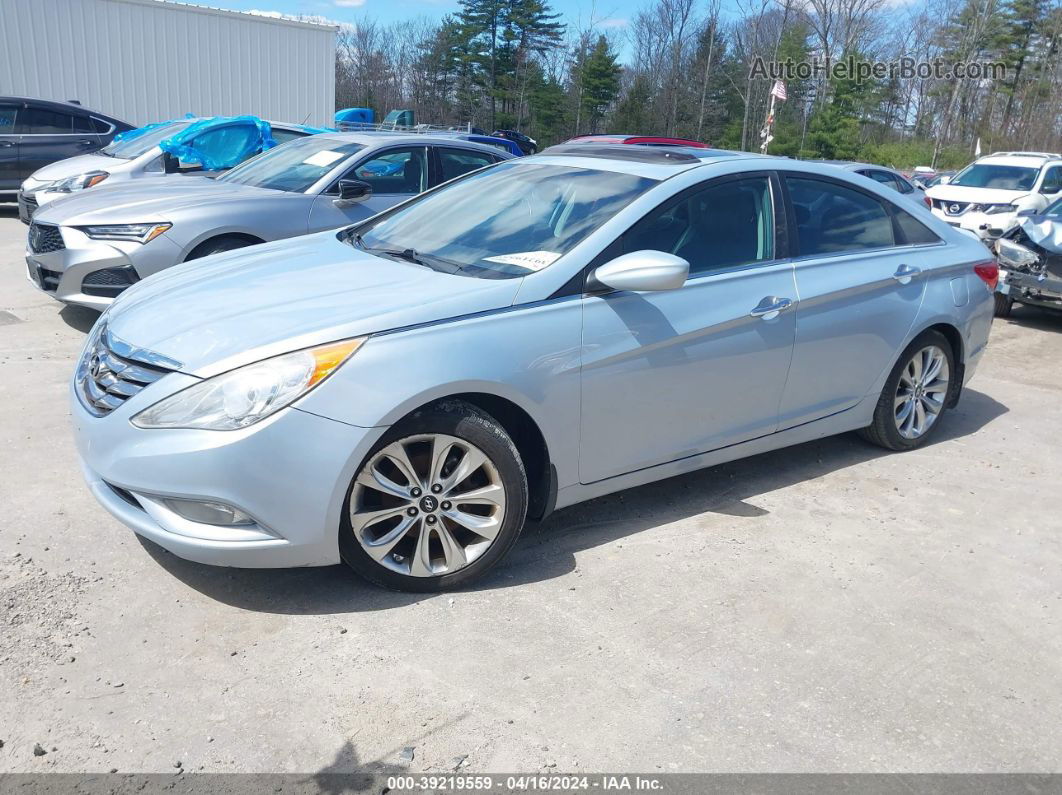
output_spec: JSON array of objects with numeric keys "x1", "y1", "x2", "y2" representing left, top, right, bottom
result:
[{"x1": 0, "y1": 0, "x2": 337, "y2": 127}]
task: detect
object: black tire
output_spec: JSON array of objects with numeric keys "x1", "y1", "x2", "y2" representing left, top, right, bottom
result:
[
  {"x1": 993, "y1": 293, "x2": 1014, "y2": 318},
  {"x1": 185, "y1": 235, "x2": 256, "y2": 261},
  {"x1": 339, "y1": 400, "x2": 528, "y2": 592},
  {"x1": 858, "y1": 329, "x2": 956, "y2": 451}
]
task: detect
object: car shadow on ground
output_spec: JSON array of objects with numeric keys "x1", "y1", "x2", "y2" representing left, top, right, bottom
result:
[
  {"x1": 59, "y1": 304, "x2": 101, "y2": 332},
  {"x1": 141, "y1": 387, "x2": 1008, "y2": 615},
  {"x1": 999, "y1": 302, "x2": 1062, "y2": 331}
]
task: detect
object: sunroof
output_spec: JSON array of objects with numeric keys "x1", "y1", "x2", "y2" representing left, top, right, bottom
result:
[{"x1": 540, "y1": 144, "x2": 703, "y2": 164}]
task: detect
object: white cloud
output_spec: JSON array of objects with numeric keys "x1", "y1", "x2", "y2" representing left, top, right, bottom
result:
[
  {"x1": 334, "y1": 0, "x2": 367, "y2": 7},
  {"x1": 598, "y1": 17, "x2": 628, "y2": 29}
]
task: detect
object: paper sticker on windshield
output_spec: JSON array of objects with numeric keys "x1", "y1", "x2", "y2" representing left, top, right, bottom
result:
[
  {"x1": 303, "y1": 150, "x2": 345, "y2": 167},
  {"x1": 482, "y1": 251, "x2": 560, "y2": 271}
]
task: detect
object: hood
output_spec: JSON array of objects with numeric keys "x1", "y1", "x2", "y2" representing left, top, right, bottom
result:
[
  {"x1": 28, "y1": 153, "x2": 120, "y2": 185},
  {"x1": 1019, "y1": 214, "x2": 1062, "y2": 254},
  {"x1": 926, "y1": 184, "x2": 1028, "y2": 204},
  {"x1": 104, "y1": 232, "x2": 524, "y2": 376},
  {"x1": 34, "y1": 178, "x2": 275, "y2": 225}
]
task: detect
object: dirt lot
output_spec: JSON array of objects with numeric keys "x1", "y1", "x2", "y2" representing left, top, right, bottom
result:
[{"x1": 0, "y1": 204, "x2": 1060, "y2": 775}]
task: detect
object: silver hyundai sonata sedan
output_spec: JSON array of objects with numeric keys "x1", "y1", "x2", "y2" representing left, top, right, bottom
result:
[{"x1": 71, "y1": 145, "x2": 996, "y2": 591}]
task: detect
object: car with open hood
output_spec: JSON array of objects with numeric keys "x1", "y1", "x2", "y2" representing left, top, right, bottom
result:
[
  {"x1": 70, "y1": 144, "x2": 994, "y2": 591},
  {"x1": 16, "y1": 115, "x2": 323, "y2": 223},
  {"x1": 25, "y1": 132, "x2": 511, "y2": 309},
  {"x1": 926, "y1": 152, "x2": 1062, "y2": 242}
]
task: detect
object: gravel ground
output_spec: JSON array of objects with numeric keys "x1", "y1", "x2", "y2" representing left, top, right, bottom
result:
[{"x1": 0, "y1": 205, "x2": 1060, "y2": 774}]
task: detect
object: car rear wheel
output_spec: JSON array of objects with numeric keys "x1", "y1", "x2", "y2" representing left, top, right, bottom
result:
[
  {"x1": 339, "y1": 401, "x2": 528, "y2": 591},
  {"x1": 859, "y1": 330, "x2": 955, "y2": 451},
  {"x1": 993, "y1": 293, "x2": 1014, "y2": 318}
]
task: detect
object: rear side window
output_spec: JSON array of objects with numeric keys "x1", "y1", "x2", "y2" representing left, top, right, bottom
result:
[
  {"x1": 91, "y1": 118, "x2": 113, "y2": 134},
  {"x1": 20, "y1": 107, "x2": 75, "y2": 134},
  {"x1": 624, "y1": 176, "x2": 775, "y2": 275},
  {"x1": 787, "y1": 176, "x2": 894, "y2": 255},
  {"x1": 438, "y1": 148, "x2": 496, "y2": 182},
  {"x1": 893, "y1": 209, "x2": 941, "y2": 245},
  {"x1": 0, "y1": 105, "x2": 17, "y2": 133},
  {"x1": 271, "y1": 128, "x2": 309, "y2": 145}
]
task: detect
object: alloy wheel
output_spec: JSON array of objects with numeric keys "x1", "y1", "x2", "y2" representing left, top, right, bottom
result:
[
  {"x1": 894, "y1": 345, "x2": 950, "y2": 440},
  {"x1": 349, "y1": 434, "x2": 507, "y2": 577}
]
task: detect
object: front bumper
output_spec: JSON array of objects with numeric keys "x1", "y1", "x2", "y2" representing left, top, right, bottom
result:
[
  {"x1": 931, "y1": 207, "x2": 1017, "y2": 240},
  {"x1": 72, "y1": 376, "x2": 385, "y2": 568},
  {"x1": 998, "y1": 267, "x2": 1062, "y2": 308},
  {"x1": 26, "y1": 225, "x2": 183, "y2": 311}
]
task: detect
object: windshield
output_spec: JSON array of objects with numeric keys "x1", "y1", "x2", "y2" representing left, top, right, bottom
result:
[
  {"x1": 349, "y1": 162, "x2": 656, "y2": 278},
  {"x1": 218, "y1": 137, "x2": 364, "y2": 192},
  {"x1": 101, "y1": 120, "x2": 192, "y2": 159},
  {"x1": 950, "y1": 163, "x2": 1039, "y2": 191}
]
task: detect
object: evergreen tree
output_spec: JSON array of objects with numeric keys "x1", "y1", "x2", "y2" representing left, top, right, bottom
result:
[{"x1": 578, "y1": 36, "x2": 622, "y2": 134}]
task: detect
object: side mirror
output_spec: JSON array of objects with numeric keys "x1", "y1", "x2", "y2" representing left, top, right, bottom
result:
[
  {"x1": 334, "y1": 179, "x2": 372, "y2": 207},
  {"x1": 1016, "y1": 208, "x2": 1038, "y2": 218},
  {"x1": 588, "y1": 250, "x2": 689, "y2": 293}
]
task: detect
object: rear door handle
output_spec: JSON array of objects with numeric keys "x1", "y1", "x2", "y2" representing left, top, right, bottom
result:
[
  {"x1": 0, "y1": 140, "x2": 14, "y2": 148},
  {"x1": 893, "y1": 264, "x2": 922, "y2": 284},
  {"x1": 77, "y1": 139, "x2": 95, "y2": 146},
  {"x1": 749, "y1": 296, "x2": 793, "y2": 320}
]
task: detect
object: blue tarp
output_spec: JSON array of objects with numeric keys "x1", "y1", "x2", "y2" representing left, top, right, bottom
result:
[{"x1": 111, "y1": 114, "x2": 281, "y2": 171}]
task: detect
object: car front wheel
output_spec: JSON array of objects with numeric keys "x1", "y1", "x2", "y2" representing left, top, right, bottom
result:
[{"x1": 339, "y1": 401, "x2": 528, "y2": 591}]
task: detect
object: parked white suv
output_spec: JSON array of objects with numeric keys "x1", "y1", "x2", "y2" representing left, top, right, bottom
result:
[{"x1": 926, "y1": 152, "x2": 1062, "y2": 241}]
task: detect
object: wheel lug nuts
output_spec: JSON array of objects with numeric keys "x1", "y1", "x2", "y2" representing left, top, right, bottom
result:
[
  {"x1": 441, "y1": 501, "x2": 451, "y2": 511},
  {"x1": 426, "y1": 515, "x2": 437, "y2": 525},
  {"x1": 410, "y1": 487, "x2": 421, "y2": 497},
  {"x1": 407, "y1": 507, "x2": 418, "y2": 516},
  {"x1": 431, "y1": 484, "x2": 442, "y2": 494}
]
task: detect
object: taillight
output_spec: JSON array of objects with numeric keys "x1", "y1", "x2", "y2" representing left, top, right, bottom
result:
[
  {"x1": 974, "y1": 260, "x2": 999, "y2": 290},
  {"x1": 923, "y1": 194, "x2": 932, "y2": 209}
]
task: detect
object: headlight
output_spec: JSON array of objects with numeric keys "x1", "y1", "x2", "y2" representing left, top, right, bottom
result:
[
  {"x1": 131, "y1": 338, "x2": 366, "y2": 431},
  {"x1": 51, "y1": 171, "x2": 110, "y2": 193},
  {"x1": 78, "y1": 223, "x2": 172, "y2": 243},
  {"x1": 982, "y1": 203, "x2": 1016, "y2": 215},
  {"x1": 995, "y1": 238, "x2": 1039, "y2": 268}
]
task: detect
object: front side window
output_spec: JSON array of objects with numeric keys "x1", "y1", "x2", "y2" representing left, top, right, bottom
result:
[
  {"x1": 72, "y1": 116, "x2": 95, "y2": 134},
  {"x1": 350, "y1": 147, "x2": 427, "y2": 195},
  {"x1": 271, "y1": 128, "x2": 310, "y2": 145},
  {"x1": 1039, "y1": 166, "x2": 1062, "y2": 194},
  {"x1": 438, "y1": 147, "x2": 495, "y2": 183},
  {"x1": 787, "y1": 176, "x2": 895, "y2": 255},
  {"x1": 19, "y1": 108, "x2": 74, "y2": 134},
  {"x1": 350, "y1": 162, "x2": 657, "y2": 279},
  {"x1": 950, "y1": 163, "x2": 1039, "y2": 191},
  {"x1": 219, "y1": 137, "x2": 364, "y2": 192},
  {"x1": 623, "y1": 176, "x2": 775, "y2": 275}
]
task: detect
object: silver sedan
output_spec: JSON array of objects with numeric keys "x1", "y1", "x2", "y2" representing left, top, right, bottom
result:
[
  {"x1": 71, "y1": 146, "x2": 995, "y2": 590},
  {"x1": 25, "y1": 133, "x2": 511, "y2": 310}
]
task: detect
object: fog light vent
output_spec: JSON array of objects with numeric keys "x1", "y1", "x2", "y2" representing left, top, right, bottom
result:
[{"x1": 162, "y1": 498, "x2": 254, "y2": 526}]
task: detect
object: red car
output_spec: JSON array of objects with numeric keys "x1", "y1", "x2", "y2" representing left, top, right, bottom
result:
[{"x1": 565, "y1": 134, "x2": 709, "y2": 148}]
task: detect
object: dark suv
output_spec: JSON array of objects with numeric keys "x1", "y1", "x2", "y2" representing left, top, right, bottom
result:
[
  {"x1": 0, "y1": 97, "x2": 133, "y2": 196},
  {"x1": 491, "y1": 129, "x2": 537, "y2": 155}
]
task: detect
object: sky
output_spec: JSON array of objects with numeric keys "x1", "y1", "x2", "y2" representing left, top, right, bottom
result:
[{"x1": 212, "y1": 0, "x2": 647, "y2": 39}]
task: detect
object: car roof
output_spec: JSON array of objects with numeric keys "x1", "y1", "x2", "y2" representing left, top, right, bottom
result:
[
  {"x1": 530, "y1": 144, "x2": 761, "y2": 179},
  {"x1": 1, "y1": 95, "x2": 131, "y2": 126},
  {"x1": 976, "y1": 152, "x2": 1062, "y2": 167},
  {"x1": 310, "y1": 131, "x2": 509, "y2": 154}
]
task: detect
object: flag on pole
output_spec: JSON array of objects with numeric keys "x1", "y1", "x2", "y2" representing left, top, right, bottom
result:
[
  {"x1": 770, "y1": 80, "x2": 787, "y2": 102},
  {"x1": 974, "y1": 137, "x2": 982, "y2": 157}
]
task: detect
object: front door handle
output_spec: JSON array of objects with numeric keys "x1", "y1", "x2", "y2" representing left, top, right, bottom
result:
[
  {"x1": 749, "y1": 296, "x2": 793, "y2": 321},
  {"x1": 893, "y1": 264, "x2": 922, "y2": 284},
  {"x1": 0, "y1": 140, "x2": 14, "y2": 148},
  {"x1": 77, "y1": 139, "x2": 95, "y2": 146}
]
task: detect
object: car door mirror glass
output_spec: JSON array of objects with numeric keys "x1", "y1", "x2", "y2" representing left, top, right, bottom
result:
[
  {"x1": 334, "y1": 179, "x2": 373, "y2": 207},
  {"x1": 589, "y1": 250, "x2": 689, "y2": 293}
]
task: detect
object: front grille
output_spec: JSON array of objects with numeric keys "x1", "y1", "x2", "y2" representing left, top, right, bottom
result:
[
  {"x1": 76, "y1": 326, "x2": 181, "y2": 417},
  {"x1": 29, "y1": 222, "x2": 65, "y2": 254},
  {"x1": 935, "y1": 199, "x2": 970, "y2": 215}
]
